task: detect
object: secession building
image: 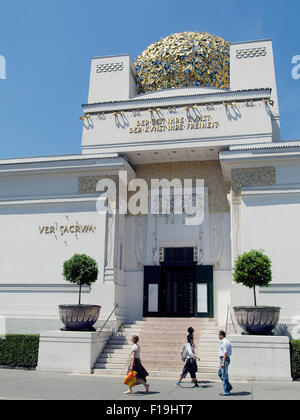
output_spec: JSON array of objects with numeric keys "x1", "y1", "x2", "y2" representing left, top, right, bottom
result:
[{"x1": 0, "y1": 32, "x2": 300, "y2": 334}]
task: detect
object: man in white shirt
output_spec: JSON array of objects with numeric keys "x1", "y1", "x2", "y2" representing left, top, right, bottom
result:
[{"x1": 218, "y1": 330, "x2": 233, "y2": 396}]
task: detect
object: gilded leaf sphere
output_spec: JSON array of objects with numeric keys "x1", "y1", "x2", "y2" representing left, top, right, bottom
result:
[{"x1": 134, "y1": 32, "x2": 230, "y2": 94}]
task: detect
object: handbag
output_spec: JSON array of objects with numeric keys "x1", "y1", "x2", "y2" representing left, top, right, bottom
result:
[{"x1": 123, "y1": 370, "x2": 137, "y2": 387}]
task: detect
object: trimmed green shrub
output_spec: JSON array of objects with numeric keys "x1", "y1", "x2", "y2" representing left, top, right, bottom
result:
[
  {"x1": 290, "y1": 339, "x2": 300, "y2": 380},
  {"x1": 233, "y1": 249, "x2": 272, "y2": 306},
  {"x1": 0, "y1": 335, "x2": 39, "y2": 368},
  {"x1": 63, "y1": 253, "x2": 99, "y2": 305}
]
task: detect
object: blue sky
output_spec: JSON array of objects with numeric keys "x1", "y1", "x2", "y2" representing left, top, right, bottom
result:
[{"x1": 0, "y1": 0, "x2": 299, "y2": 159}]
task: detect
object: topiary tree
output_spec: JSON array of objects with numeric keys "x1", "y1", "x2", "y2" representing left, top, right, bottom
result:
[
  {"x1": 233, "y1": 249, "x2": 272, "y2": 306},
  {"x1": 62, "y1": 254, "x2": 98, "y2": 305}
]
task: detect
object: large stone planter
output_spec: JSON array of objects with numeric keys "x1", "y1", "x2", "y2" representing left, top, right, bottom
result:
[
  {"x1": 233, "y1": 306, "x2": 281, "y2": 335},
  {"x1": 59, "y1": 304, "x2": 101, "y2": 331}
]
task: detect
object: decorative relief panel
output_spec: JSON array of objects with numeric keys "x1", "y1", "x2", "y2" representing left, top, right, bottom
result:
[
  {"x1": 231, "y1": 167, "x2": 276, "y2": 204},
  {"x1": 134, "y1": 216, "x2": 148, "y2": 268},
  {"x1": 78, "y1": 176, "x2": 118, "y2": 195},
  {"x1": 134, "y1": 161, "x2": 230, "y2": 214},
  {"x1": 96, "y1": 62, "x2": 124, "y2": 73},
  {"x1": 236, "y1": 47, "x2": 267, "y2": 59},
  {"x1": 210, "y1": 213, "x2": 226, "y2": 269}
]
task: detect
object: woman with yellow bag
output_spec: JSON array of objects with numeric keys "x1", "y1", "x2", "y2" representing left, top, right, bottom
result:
[{"x1": 123, "y1": 335, "x2": 150, "y2": 394}]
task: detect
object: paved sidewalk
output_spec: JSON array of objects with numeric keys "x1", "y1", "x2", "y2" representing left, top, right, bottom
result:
[{"x1": 0, "y1": 369, "x2": 299, "y2": 400}]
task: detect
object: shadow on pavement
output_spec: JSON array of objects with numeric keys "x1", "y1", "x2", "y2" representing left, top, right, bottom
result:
[
  {"x1": 198, "y1": 381, "x2": 215, "y2": 384},
  {"x1": 132, "y1": 391, "x2": 160, "y2": 396},
  {"x1": 229, "y1": 392, "x2": 252, "y2": 397}
]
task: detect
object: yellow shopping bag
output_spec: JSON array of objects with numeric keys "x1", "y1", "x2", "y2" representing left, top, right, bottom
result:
[{"x1": 123, "y1": 370, "x2": 137, "y2": 387}]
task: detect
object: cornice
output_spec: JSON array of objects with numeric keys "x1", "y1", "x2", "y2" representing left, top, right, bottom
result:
[
  {"x1": 0, "y1": 154, "x2": 135, "y2": 177},
  {"x1": 0, "y1": 194, "x2": 100, "y2": 207},
  {"x1": 82, "y1": 133, "x2": 272, "y2": 154},
  {"x1": 0, "y1": 153, "x2": 119, "y2": 166},
  {"x1": 82, "y1": 88, "x2": 272, "y2": 113}
]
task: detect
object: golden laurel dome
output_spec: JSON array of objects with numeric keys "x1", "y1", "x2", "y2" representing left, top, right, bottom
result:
[{"x1": 134, "y1": 32, "x2": 230, "y2": 94}]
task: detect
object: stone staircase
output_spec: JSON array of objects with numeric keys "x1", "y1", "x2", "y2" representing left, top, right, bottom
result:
[{"x1": 94, "y1": 318, "x2": 220, "y2": 380}]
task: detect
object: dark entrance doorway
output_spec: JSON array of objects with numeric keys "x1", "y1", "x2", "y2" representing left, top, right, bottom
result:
[
  {"x1": 161, "y1": 264, "x2": 196, "y2": 317},
  {"x1": 143, "y1": 248, "x2": 214, "y2": 318}
]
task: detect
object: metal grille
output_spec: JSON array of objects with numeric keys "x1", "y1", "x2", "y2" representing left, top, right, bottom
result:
[
  {"x1": 96, "y1": 62, "x2": 124, "y2": 73},
  {"x1": 236, "y1": 47, "x2": 267, "y2": 59}
]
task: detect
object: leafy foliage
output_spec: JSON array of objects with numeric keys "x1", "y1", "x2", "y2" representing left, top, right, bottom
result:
[
  {"x1": 233, "y1": 250, "x2": 272, "y2": 289},
  {"x1": 0, "y1": 335, "x2": 39, "y2": 368},
  {"x1": 134, "y1": 32, "x2": 230, "y2": 93},
  {"x1": 290, "y1": 340, "x2": 300, "y2": 379},
  {"x1": 62, "y1": 254, "x2": 98, "y2": 286}
]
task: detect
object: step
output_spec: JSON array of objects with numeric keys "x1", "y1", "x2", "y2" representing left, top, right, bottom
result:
[
  {"x1": 140, "y1": 324, "x2": 218, "y2": 329},
  {"x1": 95, "y1": 317, "x2": 221, "y2": 379},
  {"x1": 100, "y1": 352, "x2": 218, "y2": 360},
  {"x1": 97, "y1": 361, "x2": 219, "y2": 372},
  {"x1": 109, "y1": 339, "x2": 195, "y2": 346},
  {"x1": 110, "y1": 334, "x2": 140, "y2": 340},
  {"x1": 95, "y1": 362, "x2": 129, "y2": 369},
  {"x1": 98, "y1": 358, "x2": 130, "y2": 364},
  {"x1": 119, "y1": 328, "x2": 142, "y2": 332},
  {"x1": 103, "y1": 348, "x2": 132, "y2": 354},
  {"x1": 98, "y1": 360, "x2": 219, "y2": 368},
  {"x1": 110, "y1": 336, "x2": 218, "y2": 343},
  {"x1": 141, "y1": 323, "x2": 218, "y2": 328},
  {"x1": 93, "y1": 368, "x2": 218, "y2": 381},
  {"x1": 122, "y1": 321, "x2": 146, "y2": 326},
  {"x1": 139, "y1": 321, "x2": 218, "y2": 326},
  {"x1": 142, "y1": 317, "x2": 217, "y2": 324},
  {"x1": 97, "y1": 359, "x2": 219, "y2": 367},
  {"x1": 94, "y1": 363, "x2": 218, "y2": 374},
  {"x1": 105, "y1": 344, "x2": 132, "y2": 349},
  {"x1": 102, "y1": 349, "x2": 218, "y2": 360},
  {"x1": 105, "y1": 339, "x2": 220, "y2": 353},
  {"x1": 200, "y1": 334, "x2": 219, "y2": 338}
]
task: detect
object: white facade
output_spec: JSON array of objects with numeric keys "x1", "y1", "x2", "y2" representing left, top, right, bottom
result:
[{"x1": 0, "y1": 35, "x2": 299, "y2": 334}]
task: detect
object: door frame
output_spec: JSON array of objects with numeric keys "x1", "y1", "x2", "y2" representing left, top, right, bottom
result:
[{"x1": 195, "y1": 265, "x2": 214, "y2": 318}]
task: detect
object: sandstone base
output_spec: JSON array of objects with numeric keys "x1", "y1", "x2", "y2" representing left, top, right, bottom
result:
[
  {"x1": 37, "y1": 330, "x2": 111, "y2": 374},
  {"x1": 228, "y1": 335, "x2": 292, "y2": 382}
]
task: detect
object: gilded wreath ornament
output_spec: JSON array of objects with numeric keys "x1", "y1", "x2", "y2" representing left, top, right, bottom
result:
[{"x1": 134, "y1": 32, "x2": 230, "y2": 94}]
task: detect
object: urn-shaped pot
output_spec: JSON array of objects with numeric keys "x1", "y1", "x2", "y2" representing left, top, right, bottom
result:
[
  {"x1": 59, "y1": 304, "x2": 101, "y2": 331},
  {"x1": 233, "y1": 306, "x2": 281, "y2": 335}
]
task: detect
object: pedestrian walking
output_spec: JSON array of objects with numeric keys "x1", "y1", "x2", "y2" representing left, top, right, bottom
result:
[
  {"x1": 124, "y1": 335, "x2": 150, "y2": 394},
  {"x1": 218, "y1": 330, "x2": 233, "y2": 396},
  {"x1": 175, "y1": 335, "x2": 200, "y2": 388},
  {"x1": 187, "y1": 327, "x2": 194, "y2": 338},
  {"x1": 187, "y1": 327, "x2": 197, "y2": 383}
]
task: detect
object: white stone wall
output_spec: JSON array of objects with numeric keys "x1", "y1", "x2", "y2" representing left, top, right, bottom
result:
[
  {"x1": 81, "y1": 98, "x2": 273, "y2": 155},
  {"x1": 232, "y1": 188, "x2": 300, "y2": 320},
  {"x1": 87, "y1": 55, "x2": 137, "y2": 104},
  {"x1": 0, "y1": 199, "x2": 107, "y2": 316},
  {"x1": 0, "y1": 156, "x2": 134, "y2": 331}
]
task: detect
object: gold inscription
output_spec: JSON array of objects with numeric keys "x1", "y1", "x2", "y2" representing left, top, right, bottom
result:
[
  {"x1": 129, "y1": 115, "x2": 219, "y2": 134},
  {"x1": 38, "y1": 225, "x2": 96, "y2": 236}
]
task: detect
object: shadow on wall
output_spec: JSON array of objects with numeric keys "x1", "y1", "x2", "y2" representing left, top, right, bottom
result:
[
  {"x1": 272, "y1": 323, "x2": 292, "y2": 339},
  {"x1": 225, "y1": 322, "x2": 294, "y2": 338}
]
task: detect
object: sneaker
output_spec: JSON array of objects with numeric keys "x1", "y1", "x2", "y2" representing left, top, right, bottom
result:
[
  {"x1": 175, "y1": 381, "x2": 182, "y2": 388},
  {"x1": 193, "y1": 382, "x2": 199, "y2": 388},
  {"x1": 222, "y1": 392, "x2": 232, "y2": 396}
]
